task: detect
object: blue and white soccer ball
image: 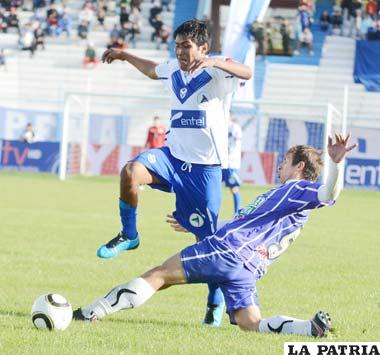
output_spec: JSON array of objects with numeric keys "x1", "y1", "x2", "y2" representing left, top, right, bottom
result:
[{"x1": 31, "y1": 293, "x2": 72, "y2": 330}]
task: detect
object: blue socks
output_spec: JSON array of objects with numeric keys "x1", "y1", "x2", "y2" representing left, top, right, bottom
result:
[
  {"x1": 232, "y1": 190, "x2": 241, "y2": 214},
  {"x1": 207, "y1": 284, "x2": 224, "y2": 306},
  {"x1": 119, "y1": 199, "x2": 138, "y2": 240}
]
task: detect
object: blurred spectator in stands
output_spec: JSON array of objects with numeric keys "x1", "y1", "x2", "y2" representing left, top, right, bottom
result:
[
  {"x1": 360, "y1": 14, "x2": 373, "y2": 39},
  {"x1": 79, "y1": 2, "x2": 95, "y2": 31},
  {"x1": 319, "y1": 10, "x2": 331, "y2": 32},
  {"x1": 110, "y1": 23, "x2": 120, "y2": 38},
  {"x1": 298, "y1": 4, "x2": 312, "y2": 31},
  {"x1": 6, "y1": 7, "x2": 20, "y2": 33},
  {"x1": 341, "y1": 0, "x2": 353, "y2": 21},
  {"x1": 265, "y1": 21, "x2": 275, "y2": 54},
  {"x1": 149, "y1": 0, "x2": 162, "y2": 28},
  {"x1": 32, "y1": 0, "x2": 46, "y2": 10},
  {"x1": 150, "y1": 13, "x2": 162, "y2": 41},
  {"x1": 34, "y1": 25, "x2": 45, "y2": 50},
  {"x1": 350, "y1": 0, "x2": 362, "y2": 38},
  {"x1": 294, "y1": 27, "x2": 313, "y2": 55},
  {"x1": 367, "y1": 19, "x2": 380, "y2": 39},
  {"x1": 77, "y1": 20, "x2": 89, "y2": 39},
  {"x1": 131, "y1": 0, "x2": 141, "y2": 11},
  {"x1": 145, "y1": 116, "x2": 166, "y2": 149},
  {"x1": 19, "y1": 23, "x2": 36, "y2": 56},
  {"x1": 280, "y1": 19, "x2": 292, "y2": 55},
  {"x1": 161, "y1": 0, "x2": 171, "y2": 12},
  {"x1": 21, "y1": 123, "x2": 35, "y2": 143},
  {"x1": 250, "y1": 20, "x2": 265, "y2": 54},
  {"x1": 96, "y1": 1, "x2": 106, "y2": 28},
  {"x1": 46, "y1": 4, "x2": 59, "y2": 35},
  {"x1": 128, "y1": 5, "x2": 141, "y2": 45},
  {"x1": 0, "y1": 9, "x2": 8, "y2": 32},
  {"x1": 56, "y1": 9, "x2": 72, "y2": 37},
  {"x1": 366, "y1": 0, "x2": 378, "y2": 19},
  {"x1": 107, "y1": 35, "x2": 127, "y2": 49},
  {"x1": 83, "y1": 42, "x2": 98, "y2": 68},
  {"x1": 0, "y1": 49, "x2": 7, "y2": 71},
  {"x1": 119, "y1": 5, "x2": 129, "y2": 28},
  {"x1": 331, "y1": 7, "x2": 343, "y2": 35}
]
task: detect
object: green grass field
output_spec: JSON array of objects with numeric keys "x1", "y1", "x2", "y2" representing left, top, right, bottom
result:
[{"x1": 0, "y1": 171, "x2": 379, "y2": 355}]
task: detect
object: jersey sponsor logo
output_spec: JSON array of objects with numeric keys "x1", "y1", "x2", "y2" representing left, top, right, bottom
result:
[
  {"x1": 147, "y1": 153, "x2": 156, "y2": 164},
  {"x1": 236, "y1": 193, "x2": 268, "y2": 218},
  {"x1": 189, "y1": 213, "x2": 204, "y2": 227},
  {"x1": 170, "y1": 110, "x2": 207, "y2": 129}
]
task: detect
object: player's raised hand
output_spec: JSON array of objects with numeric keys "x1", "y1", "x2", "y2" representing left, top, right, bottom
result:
[
  {"x1": 166, "y1": 214, "x2": 189, "y2": 233},
  {"x1": 187, "y1": 57, "x2": 216, "y2": 74},
  {"x1": 101, "y1": 48, "x2": 126, "y2": 64},
  {"x1": 327, "y1": 133, "x2": 357, "y2": 163}
]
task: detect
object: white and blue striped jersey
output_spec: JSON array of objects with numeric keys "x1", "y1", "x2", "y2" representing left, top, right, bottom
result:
[
  {"x1": 210, "y1": 179, "x2": 334, "y2": 279},
  {"x1": 155, "y1": 58, "x2": 240, "y2": 165}
]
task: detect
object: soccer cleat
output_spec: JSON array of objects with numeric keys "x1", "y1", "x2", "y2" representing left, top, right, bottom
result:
[
  {"x1": 311, "y1": 310, "x2": 332, "y2": 337},
  {"x1": 96, "y1": 232, "x2": 140, "y2": 259},
  {"x1": 202, "y1": 303, "x2": 225, "y2": 327},
  {"x1": 72, "y1": 308, "x2": 97, "y2": 322}
]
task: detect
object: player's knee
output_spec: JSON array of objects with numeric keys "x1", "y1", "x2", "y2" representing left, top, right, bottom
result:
[
  {"x1": 234, "y1": 311, "x2": 261, "y2": 332},
  {"x1": 120, "y1": 162, "x2": 139, "y2": 186}
]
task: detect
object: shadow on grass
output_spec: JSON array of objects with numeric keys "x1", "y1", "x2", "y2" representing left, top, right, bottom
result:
[
  {"x1": 0, "y1": 309, "x2": 29, "y2": 318},
  {"x1": 106, "y1": 316, "x2": 232, "y2": 332}
]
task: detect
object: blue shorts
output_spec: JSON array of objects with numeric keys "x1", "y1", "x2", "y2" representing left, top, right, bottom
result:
[
  {"x1": 134, "y1": 147, "x2": 222, "y2": 239},
  {"x1": 180, "y1": 237, "x2": 259, "y2": 322},
  {"x1": 222, "y1": 169, "x2": 241, "y2": 188}
]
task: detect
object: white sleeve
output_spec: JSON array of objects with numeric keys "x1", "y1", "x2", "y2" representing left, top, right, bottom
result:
[
  {"x1": 155, "y1": 61, "x2": 171, "y2": 89},
  {"x1": 317, "y1": 160, "x2": 344, "y2": 202}
]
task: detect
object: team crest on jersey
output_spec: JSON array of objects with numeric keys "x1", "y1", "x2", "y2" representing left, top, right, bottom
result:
[
  {"x1": 180, "y1": 87, "x2": 187, "y2": 99},
  {"x1": 147, "y1": 154, "x2": 156, "y2": 164},
  {"x1": 189, "y1": 213, "x2": 204, "y2": 227},
  {"x1": 228, "y1": 176, "x2": 236, "y2": 185}
]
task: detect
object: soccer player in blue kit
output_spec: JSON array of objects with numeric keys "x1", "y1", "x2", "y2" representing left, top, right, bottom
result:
[
  {"x1": 96, "y1": 19, "x2": 252, "y2": 326},
  {"x1": 74, "y1": 133, "x2": 356, "y2": 337}
]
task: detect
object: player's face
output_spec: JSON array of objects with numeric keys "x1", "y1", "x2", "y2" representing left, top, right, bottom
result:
[
  {"x1": 175, "y1": 36, "x2": 208, "y2": 71},
  {"x1": 278, "y1": 152, "x2": 299, "y2": 183}
]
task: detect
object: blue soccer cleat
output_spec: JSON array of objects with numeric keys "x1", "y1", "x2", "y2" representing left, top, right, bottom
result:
[
  {"x1": 96, "y1": 232, "x2": 140, "y2": 259},
  {"x1": 202, "y1": 303, "x2": 225, "y2": 327}
]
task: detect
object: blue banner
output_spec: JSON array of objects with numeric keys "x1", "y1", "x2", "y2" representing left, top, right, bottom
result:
[
  {"x1": 345, "y1": 158, "x2": 380, "y2": 190},
  {"x1": 354, "y1": 40, "x2": 380, "y2": 92},
  {"x1": 0, "y1": 140, "x2": 60, "y2": 173}
]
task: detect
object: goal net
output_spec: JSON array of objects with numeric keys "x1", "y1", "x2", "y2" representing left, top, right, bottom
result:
[
  {"x1": 59, "y1": 93, "x2": 170, "y2": 180},
  {"x1": 231, "y1": 100, "x2": 346, "y2": 184}
]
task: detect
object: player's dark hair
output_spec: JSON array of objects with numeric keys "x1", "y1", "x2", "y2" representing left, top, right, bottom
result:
[
  {"x1": 288, "y1": 145, "x2": 323, "y2": 181},
  {"x1": 173, "y1": 19, "x2": 210, "y2": 47}
]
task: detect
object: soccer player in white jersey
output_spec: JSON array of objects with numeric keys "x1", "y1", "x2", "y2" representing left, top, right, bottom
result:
[
  {"x1": 222, "y1": 116, "x2": 242, "y2": 215},
  {"x1": 95, "y1": 19, "x2": 252, "y2": 326},
  {"x1": 74, "y1": 134, "x2": 356, "y2": 337}
]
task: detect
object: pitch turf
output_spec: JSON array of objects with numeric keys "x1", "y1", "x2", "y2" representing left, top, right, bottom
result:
[{"x1": 0, "y1": 171, "x2": 379, "y2": 355}]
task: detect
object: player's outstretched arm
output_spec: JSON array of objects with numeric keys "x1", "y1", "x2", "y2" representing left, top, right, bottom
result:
[
  {"x1": 318, "y1": 133, "x2": 357, "y2": 202},
  {"x1": 187, "y1": 57, "x2": 252, "y2": 80},
  {"x1": 102, "y1": 48, "x2": 159, "y2": 79}
]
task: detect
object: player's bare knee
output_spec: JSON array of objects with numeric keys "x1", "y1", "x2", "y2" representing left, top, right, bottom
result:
[
  {"x1": 234, "y1": 310, "x2": 261, "y2": 332},
  {"x1": 121, "y1": 163, "x2": 139, "y2": 187}
]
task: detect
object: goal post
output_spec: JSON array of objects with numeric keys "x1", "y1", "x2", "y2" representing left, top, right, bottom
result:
[{"x1": 59, "y1": 92, "x2": 170, "y2": 181}]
